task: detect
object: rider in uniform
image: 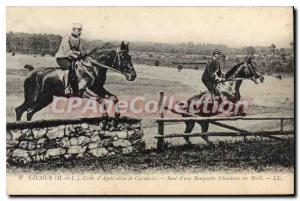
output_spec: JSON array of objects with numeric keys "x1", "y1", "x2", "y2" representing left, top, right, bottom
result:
[
  {"x1": 202, "y1": 49, "x2": 225, "y2": 97},
  {"x1": 55, "y1": 23, "x2": 87, "y2": 96}
]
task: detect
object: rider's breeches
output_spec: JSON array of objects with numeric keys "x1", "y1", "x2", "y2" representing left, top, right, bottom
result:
[
  {"x1": 56, "y1": 57, "x2": 72, "y2": 70},
  {"x1": 56, "y1": 57, "x2": 78, "y2": 92},
  {"x1": 202, "y1": 78, "x2": 219, "y2": 96}
]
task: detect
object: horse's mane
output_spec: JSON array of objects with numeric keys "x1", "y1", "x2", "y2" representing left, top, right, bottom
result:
[
  {"x1": 225, "y1": 62, "x2": 245, "y2": 79},
  {"x1": 87, "y1": 42, "x2": 116, "y2": 56},
  {"x1": 100, "y1": 42, "x2": 115, "y2": 49}
]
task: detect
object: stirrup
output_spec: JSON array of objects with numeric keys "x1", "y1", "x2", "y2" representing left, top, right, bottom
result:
[{"x1": 65, "y1": 87, "x2": 73, "y2": 97}]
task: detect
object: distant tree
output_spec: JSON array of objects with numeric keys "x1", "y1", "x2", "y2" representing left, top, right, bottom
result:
[
  {"x1": 6, "y1": 32, "x2": 63, "y2": 55},
  {"x1": 220, "y1": 54, "x2": 226, "y2": 65},
  {"x1": 289, "y1": 42, "x2": 294, "y2": 57},
  {"x1": 41, "y1": 51, "x2": 46, "y2": 57},
  {"x1": 280, "y1": 48, "x2": 287, "y2": 62},
  {"x1": 271, "y1": 44, "x2": 276, "y2": 49},
  {"x1": 245, "y1": 46, "x2": 256, "y2": 56},
  {"x1": 270, "y1": 44, "x2": 276, "y2": 55},
  {"x1": 177, "y1": 65, "x2": 183, "y2": 72}
]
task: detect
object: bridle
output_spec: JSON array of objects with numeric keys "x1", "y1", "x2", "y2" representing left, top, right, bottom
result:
[
  {"x1": 225, "y1": 61, "x2": 258, "y2": 82},
  {"x1": 230, "y1": 62, "x2": 247, "y2": 79},
  {"x1": 85, "y1": 49, "x2": 127, "y2": 74},
  {"x1": 111, "y1": 49, "x2": 128, "y2": 73}
]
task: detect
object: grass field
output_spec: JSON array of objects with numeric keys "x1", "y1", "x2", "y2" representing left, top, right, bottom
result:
[{"x1": 6, "y1": 53, "x2": 295, "y2": 151}]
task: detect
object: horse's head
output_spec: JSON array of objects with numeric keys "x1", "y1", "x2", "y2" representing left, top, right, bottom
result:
[
  {"x1": 231, "y1": 58, "x2": 264, "y2": 84},
  {"x1": 243, "y1": 57, "x2": 264, "y2": 84},
  {"x1": 87, "y1": 41, "x2": 137, "y2": 81},
  {"x1": 116, "y1": 41, "x2": 137, "y2": 81}
]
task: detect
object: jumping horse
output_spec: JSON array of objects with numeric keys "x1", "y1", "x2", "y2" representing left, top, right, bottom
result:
[
  {"x1": 181, "y1": 58, "x2": 264, "y2": 144},
  {"x1": 15, "y1": 41, "x2": 137, "y2": 128}
]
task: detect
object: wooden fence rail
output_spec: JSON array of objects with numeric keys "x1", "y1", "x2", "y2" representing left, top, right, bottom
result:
[{"x1": 156, "y1": 91, "x2": 294, "y2": 151}]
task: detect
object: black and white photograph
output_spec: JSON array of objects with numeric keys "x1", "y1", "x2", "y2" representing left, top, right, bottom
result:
[{"x1": 5, "y1": 6, "x2": 295, "y2": 195}]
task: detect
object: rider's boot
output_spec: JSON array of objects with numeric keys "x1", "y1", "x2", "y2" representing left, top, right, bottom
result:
[
  {"x1": 65, "y1": 70, "x2": 73, "y2": 97},
  {"x1": 70, "y1": 63, "x2": 79, "y2": 96}
]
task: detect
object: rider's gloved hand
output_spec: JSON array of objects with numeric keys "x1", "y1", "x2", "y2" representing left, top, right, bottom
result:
[
  {"x1": 216, "y1": 77, "x2": 226, "y2": 83},
  {"x1": 70, "y1": 51, "x2": 80, "y2": 59},
  {"x1": 79, "y1": 52, "x2": 87, "y2": 60}
]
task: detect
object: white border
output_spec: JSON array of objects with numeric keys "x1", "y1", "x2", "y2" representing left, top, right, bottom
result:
[
  {"x1": 0, "y1": 0, "x2": 297, "y2": 200},
  {"x1": 0, "y1": 0, "x2": 297, "y2": 6}
]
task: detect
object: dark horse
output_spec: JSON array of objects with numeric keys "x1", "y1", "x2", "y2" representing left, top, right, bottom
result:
[
  {"x1": 15, "y1": 41, "x2": 137, "y2": 122},
  {"x1": 181, "y1": 58, "x2": 264, "y2": 144}
]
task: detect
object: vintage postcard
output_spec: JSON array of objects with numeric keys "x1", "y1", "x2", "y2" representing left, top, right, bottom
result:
[{"x1": 6, "y1": 7, "x2": 294, "y2": 195}]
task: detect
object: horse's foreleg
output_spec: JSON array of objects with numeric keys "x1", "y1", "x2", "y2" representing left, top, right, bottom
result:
[
  {"x1": 96, "y1": 88, "x2": 120, "y2": 129},
  {"x1": 83, "y1": 88, "x2": 111, "y2": 130},
  {"x1": 197, "y1": 120, "x2": 213, "y2": 145},
  {"x1": 83, "y1": 88, "x2": 109, "y2": 116},
  {"x1": 96, "y1": 88, "x2": 120, "y2": 118},
  {"x1": 99, "y1": 100, "x2": 109, "y2": 130},
  {"x1": 183, "y1": 121, "x2": 195, "y2": 146},
  {"x1": 106, "y1": 94, "x2": 119, "y2": 119},
  {"x1": 108, "y1": 95, "x2": 119, "y2": 128}
]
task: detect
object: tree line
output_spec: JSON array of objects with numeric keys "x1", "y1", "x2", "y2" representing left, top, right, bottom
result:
[{"x1": 7, "y1": 32, "x2": 293, "y2": 57}]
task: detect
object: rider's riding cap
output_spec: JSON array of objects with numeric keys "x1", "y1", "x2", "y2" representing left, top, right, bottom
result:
[
  {"x1": 72, "y1": 23, "x2": 82, "y2": 30},
  {"x1": 212, "y1": 49, "x2": 222, "y2": 55}
]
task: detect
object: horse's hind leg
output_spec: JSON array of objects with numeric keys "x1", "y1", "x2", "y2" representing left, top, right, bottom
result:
[
  {"x1": 15, "y1": 101, "x2": 31, "y2": 121},
  {"x1": 15, "y1": 78, "x2": 37, "y2": 121},
  {"x1": 183, "y1": 121, "x2": 195, "y2": 145},
  {"x1": 26, "y1": 96, "x2": 53, "y2": 121}
]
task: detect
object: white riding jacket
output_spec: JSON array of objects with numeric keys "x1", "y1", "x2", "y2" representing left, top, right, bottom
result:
[{"x1": 55, "y1": 34, "x2": 86, "y2": 59}]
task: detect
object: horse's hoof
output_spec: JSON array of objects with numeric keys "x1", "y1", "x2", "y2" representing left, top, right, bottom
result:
[
  {"x1": 100, "y1": 114, "x2": 109, "y2": 130},
  {"x1": 114, "y1": 112, "x2": 120, "y2": 119},
  {"x1": 235, "y1": 112, "x2": 247, "y2": 117},
  {"x1": 112, "y1": 119, "x2": 119, "y2": 130},
  {"x1": 99, "y1": 121, "x2": 107, "y2": 130}
]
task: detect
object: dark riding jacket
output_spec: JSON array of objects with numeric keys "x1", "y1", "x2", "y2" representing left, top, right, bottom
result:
[{"x1": 202, "y1": 59, "x2": 223, "y2": 81}]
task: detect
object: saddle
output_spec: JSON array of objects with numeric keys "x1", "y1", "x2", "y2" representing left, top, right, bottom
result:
[
  {"x1": 198, "y1": 90, "x2": 233, "y2": 104},
  {"x1": 64, "y1": 60, "x2": 94, "y2": 97}
]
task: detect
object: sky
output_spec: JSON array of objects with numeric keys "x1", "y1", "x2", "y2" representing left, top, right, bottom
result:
[{"x1": 6, "y1": 7, "x2": 293, "y2": 48}]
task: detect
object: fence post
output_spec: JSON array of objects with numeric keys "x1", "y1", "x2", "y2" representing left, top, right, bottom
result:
[
  {"x1": 280, "y1": 119, "x2": 283, "y2": 132},
  {"x1": 157, "y1": 91, "x2": 165, "y2": 151}
]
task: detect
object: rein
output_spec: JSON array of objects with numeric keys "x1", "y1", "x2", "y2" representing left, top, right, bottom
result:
[
  {"x1": 221, "y1": 78, "x2": 248, "y2": 82},
  {"x1": 83, "y1": 48, "x2": 127, "y2": 74},
  {"x1": 221, "y1": 62, "x2": 255, "y2": 82},
  {"x1": 86, "y1": 57, "x2": 122, "y2": 74}
]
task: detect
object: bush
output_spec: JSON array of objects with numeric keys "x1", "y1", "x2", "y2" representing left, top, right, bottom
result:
[{"x1": 41, "y1": 51, "x2": 46, "y2": 57}]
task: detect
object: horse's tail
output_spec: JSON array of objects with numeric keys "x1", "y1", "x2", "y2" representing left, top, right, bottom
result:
[{"x1": 24, "y1": 64, "x2": 34, "y2": 71}]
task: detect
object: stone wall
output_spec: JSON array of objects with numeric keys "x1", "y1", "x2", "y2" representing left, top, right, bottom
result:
[{"x1": 6, "y1": 117, "x2": 145, "y2": 164}]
